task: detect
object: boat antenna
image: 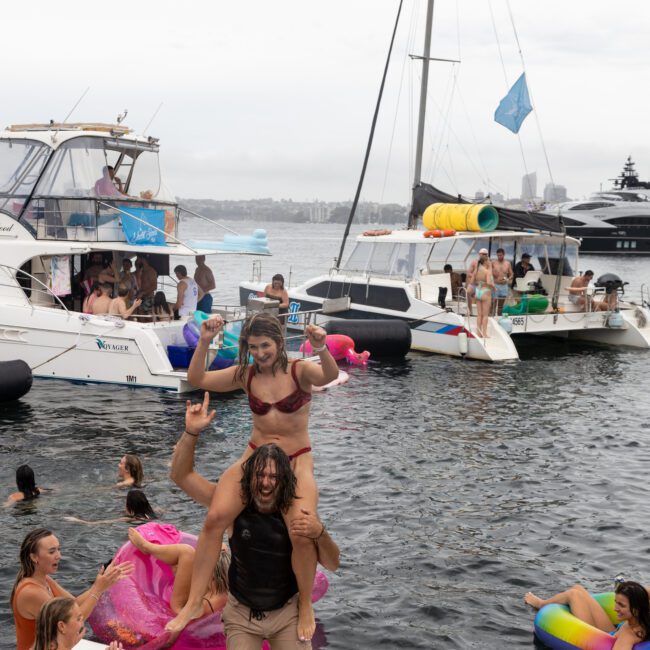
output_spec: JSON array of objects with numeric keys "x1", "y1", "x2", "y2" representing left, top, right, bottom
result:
[
  {"x1": 116, "y1": 109, "x2": 128, "y2": 124},
  {"x1": 142, "y1": 103, "x2": 163, "y2": 136},
  {"x1": 335, "y1": 0, "x2": 404, "y2": 269},
  {"x1": 51, "y1": 87, "x2": 90, "y2": 143}
]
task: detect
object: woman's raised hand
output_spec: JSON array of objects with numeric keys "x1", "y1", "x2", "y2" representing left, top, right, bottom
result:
[
  {"x1": 94, "y1": 560, "x2": 134, "y2": 592},
  {"x1": 200, "y1": 316, "x2": 225, "y2": 343},
  {"x1": 185, "y1": 391, "x2": 216, "y2": 435},
  {"x1": 305, "y1": 324, "x2": 327, "y2": 349}
]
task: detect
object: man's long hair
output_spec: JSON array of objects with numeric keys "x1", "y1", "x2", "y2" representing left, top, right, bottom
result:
[{"x1": 240, "y1": 444, "x2": 296, "y2": 514}]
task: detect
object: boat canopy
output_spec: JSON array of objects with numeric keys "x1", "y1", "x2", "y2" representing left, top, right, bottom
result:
[{"x1": 411, "y1": 182, "x2": 565, "y2": 233}]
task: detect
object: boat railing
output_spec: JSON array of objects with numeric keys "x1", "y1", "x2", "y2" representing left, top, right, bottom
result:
[
  {"x1": 0, "y1": 263, "x2": 71, "y2": 313},
  {"x1": 641, "y1": 284, "x2": 650, "y2": 309}
]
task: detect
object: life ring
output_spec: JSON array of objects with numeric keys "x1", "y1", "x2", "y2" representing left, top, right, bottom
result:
[
  {"x1": 534, "y1": 593, "x2": 650, "y2": 650},
  {"x1": 88, "y1": 522, "x2": 329, "y2": 649},
  {"x1": 362, "y1": 229, "x2": 392, "y2": 236},
  {"x1": 423, "y1": 229, "x2": 456, "y2": 238},
  {"x1": 300, "y1": 334, "x2": 369, "y2": 366}
]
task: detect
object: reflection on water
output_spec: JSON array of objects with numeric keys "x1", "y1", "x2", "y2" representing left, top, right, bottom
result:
[{"x1": 1, "y1": 223, "x2": 650, "y2": 648}]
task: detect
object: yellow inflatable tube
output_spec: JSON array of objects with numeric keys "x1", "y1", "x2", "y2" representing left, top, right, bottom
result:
[{"x1": 422, "y1": 203, "x2": 499, "y2": 232}]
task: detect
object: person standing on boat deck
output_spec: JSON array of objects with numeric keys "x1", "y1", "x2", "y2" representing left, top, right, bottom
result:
[
  {"x1": 134, "y1": 255, "x2": 158, "y2": 315},
  {"x1": 513, "y1": 252, "x2": 535, "y2": 286},
  {"x1": 443, "y1": 264, "x2": 462, "y2": 299},
  {"x1": 465, "y1": 248, "x2": 489, "y2": 314},
  {"x1": 119, "y1": 258, "x2": 137, "y2": 300},
  {"x1": 194, "y1": 256, "x2": 216, "y2": 314},
  {"x1": 567, "y1": 270, "x2": 594, "y2": 310},
  {"x1": 165, "y1": 313, "x2": 338, "y2": 643},
  {"x1": 91, "y1": 283, "x2": 113, "y2": 315},
  {"x1": 491, "y1": 248, "x2": 513, "y2": 314},
  {"x1": 172, "y1": 265, "x2": 203, "y2": 319},
  {"x1": 168, "y1": 392, "x2": 340, "y2": 649},
  {"x1": 468, "y1": 249, "x2": 494, "y2": 338},
  {"x1": 264, "y1": 274, "x2": 290, "y2": 325},
  {"x1": 82, "y1": 282, "x2": 102, "y2": 314}
]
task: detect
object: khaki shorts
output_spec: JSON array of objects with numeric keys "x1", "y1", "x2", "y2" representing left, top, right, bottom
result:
[{"x1": 222, "y1": 593, "x2": 312, "y2": 650}]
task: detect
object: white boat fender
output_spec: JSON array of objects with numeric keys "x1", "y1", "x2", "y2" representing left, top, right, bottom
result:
[
  {"x1": 458, "y1": 331, "x2": 468, "y2": 356},
  {"x1": 607, "y1": 310, "x2": 624, "y2": 328},
  {"x1": 498, "y1": 316, "x2": 513, "y2": 334}
]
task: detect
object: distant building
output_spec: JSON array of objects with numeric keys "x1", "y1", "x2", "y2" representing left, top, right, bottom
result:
[
  {"x1": 543, "y1": 183, "x2": 567, "y2": 203},
  {"x1": 308, "y1": 202, "x2": 330, "y2": 223},
  {"x1": 521, "y1": 172, "x2": 537, "y2": 201},
  {"x1": 490, "y1": 192, "x2": 505, "y2": 206}
]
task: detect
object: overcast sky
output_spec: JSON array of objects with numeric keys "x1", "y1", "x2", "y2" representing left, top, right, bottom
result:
[{"x1": 4, "y1": 1, "x2": 649, "y2": 203}]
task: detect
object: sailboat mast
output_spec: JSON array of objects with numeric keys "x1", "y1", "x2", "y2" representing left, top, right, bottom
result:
[{"x1": 412, "y1": 0, "x2": 435, "y2": 194}]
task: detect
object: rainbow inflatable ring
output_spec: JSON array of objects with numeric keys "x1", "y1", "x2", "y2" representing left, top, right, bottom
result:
[
  {"x1": 534, "y1": 592, "x2": 650, "y2": 650},
  {"x1": 88, "y1": 522, "x2": 329, "y2": 650}
]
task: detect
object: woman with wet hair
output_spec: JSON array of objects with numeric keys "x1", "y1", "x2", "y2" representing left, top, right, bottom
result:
[
  {"x1": 64, "y1": 489, "x2": 157, "y2": 525},
  {"x1": 116, "y1": 454, "x2": 143, "y2": 488},
  {"x1": 152, "y1": 291, "x2": 174, "y2": 322},
  {"x1": 12, "y1": 528, "x2": 132, "y2": 650},
  {"x1": 170, "y1": 312, "x2": 338, "y2": 642},
  {"x1": 525, "y1": 580, "x2": 650, "y2": 646},
  {"x1": 263, "y1": 273, "x2": 290, "y2": 322},
  {"x1": 6, "y1": 465, "x2": 41, "y2": 505}
]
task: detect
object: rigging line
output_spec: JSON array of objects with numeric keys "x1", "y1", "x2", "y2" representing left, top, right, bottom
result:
[
  {"x1": 505, "y1": 0, "x2": 555, "y2": 189},
  {"x1": 335, "y1": 0, "x2": 404, "y2": 269},
  {"x1": 379, "y1": 0, "x2": 420, "y2": 205},
  {"x1": 427, "y1": 63, "x2": 457, "y2": 182},
  {"x1": 488, "y1": 0, "x2": 531, "y2": 195}
]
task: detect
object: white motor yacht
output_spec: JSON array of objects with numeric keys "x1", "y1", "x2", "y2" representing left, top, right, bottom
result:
[{"x1": 0, "y1": 122, "x2": 260, "y2": 391}]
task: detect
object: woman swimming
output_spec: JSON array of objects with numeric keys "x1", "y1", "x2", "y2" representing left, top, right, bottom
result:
[
  {"x1": 64, "y1": 489, "x2": 158, "y2": 525},
  {"x1": 525, "y1": 581, "x2": 650, "y2": 648},
  {"x1": 115, "y1": 454, "x2": 143, "y2": 488},
  {"x1": 167, "y1": 312, "x2": 338, "y2": 642},
  {"x1": 6, "y1": 464, "x2": 42, "y2": 506},
  {"x1": 11, "y1": 528, "x2": 133, "y2": 650}
]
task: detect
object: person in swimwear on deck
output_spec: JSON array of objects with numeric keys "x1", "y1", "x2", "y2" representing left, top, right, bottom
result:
[
  {"x1": 468, "y1": 248, "x2": 494, "y2": 337},
  {"x1": 525, "y1": 581, "x2": 650, "y2": 649},
  {"x1": 165, "y1": 312, "x2": 338, "y2": 642}
]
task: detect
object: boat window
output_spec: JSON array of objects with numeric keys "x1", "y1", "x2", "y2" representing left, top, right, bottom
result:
[
  {"x1": 0, "y1": 139, "x2": 50, "y2": 217},
  {"x1": 568, "y1": 202, "x2": 615, "y2": 210},
  {"x1": 342, "y1": 241, "x2": 372, "y2": 272},
  {"x1": 424, "y1": 238, "x2": 474, "y2": 271},
  {"x1": 32, "y1": 136, "x2": 175, "y2": 202},
  {"x1": 305, "y1": 280, "x2": 411, "y2": 312},
  {"x1": 367, "y1": 242, "x2": 400, "y2": 275}
]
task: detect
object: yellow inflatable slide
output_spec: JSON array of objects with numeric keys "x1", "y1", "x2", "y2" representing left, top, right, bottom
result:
[{"x1": 422, "y1": 203, "x2": 499, "y2": 232}]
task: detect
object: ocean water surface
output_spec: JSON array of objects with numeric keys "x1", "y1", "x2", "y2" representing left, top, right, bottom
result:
[{"x1": 1, "y1": 220, "x2": 650, "y2": 649}]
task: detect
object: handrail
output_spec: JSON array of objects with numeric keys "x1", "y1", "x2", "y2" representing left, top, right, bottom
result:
[
  {"x1": 177, "y1": 206, "x2": 240, "y2": 236},
  {"x1": 97, "y1": 201, "x2": 198, "y2": 253},
  {"x1": 0, "y1": 263, "x2": 70, "y2": 313}
]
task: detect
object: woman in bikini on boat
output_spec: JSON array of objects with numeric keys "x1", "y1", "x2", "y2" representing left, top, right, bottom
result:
[
  {"x1": 166, "y1": 312, "x2": 338, "y2": 642},
  {"x1": 468, "y1": 248, "x2": 494, "y2": 338}
]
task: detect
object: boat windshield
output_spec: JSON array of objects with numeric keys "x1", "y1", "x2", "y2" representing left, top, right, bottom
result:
[
  {"x1": 342, "y1": 241, "x2": 430, "y2": 279},
  {"x1": 33, "y1": 136, "x2": 174, "y2": 202},
  {"x1": 0, "y1": 139, "x2": 50, "y2": 217}
]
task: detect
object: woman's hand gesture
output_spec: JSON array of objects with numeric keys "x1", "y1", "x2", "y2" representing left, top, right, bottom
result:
[
  {"x1": 93, "y1": 560, "x2": 134, "y2": 593},
  {"x1": 200, "y1": 316, "x2": 224, "y2": 343},
  {"x1": 305, "y1": 324, "x2": 327, "y2": 349},
  {"x1": 185, "y1": 391, "x2": 216, "y2": 435}
]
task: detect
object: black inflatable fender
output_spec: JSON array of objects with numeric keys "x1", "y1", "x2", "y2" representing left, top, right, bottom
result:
[
  {"x1": 324, "y1": 319, "x2": 411, "y2": 358},
  {"x1": 0, "y1": 360, "x2": 33, "y2": 402}
]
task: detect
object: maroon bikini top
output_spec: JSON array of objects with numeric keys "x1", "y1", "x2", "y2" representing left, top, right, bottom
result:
[{"x1": 247, "y1": 361, "x2": 312, "y2": 415}]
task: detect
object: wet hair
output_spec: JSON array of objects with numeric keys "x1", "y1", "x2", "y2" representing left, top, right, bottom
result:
[
  {"x1": 271, "y1": 273, "x2": 285, "y2": 287},
  {"x1": 174, "y1": 265, "x2": 188, "y2": 277},
  {"x1": 125, "y1": 489, "x2": 156, "y2": 519},
  {"x1": 235, "y1": 313, "x2": 288, "y2": 383},
  {"x1": 496, "y1": 248, "x2": 505, "y2": 254},
  {"x1": 153, "y1": 291, "x2": 171, "y2": 313},
  {"x1": 123, "y1": 454, "x2": 143, "y2": 487},
  {"x1": 16, "y1": 464, "x2": 40, "y2": 500},
  {"x1": 240, "y1": 443, "x2": 297, "y2": 514},
  {"x1": 616, "y1": 581, "x2": 650, "y2": 640},
  {"x1": 11, "y1": 528, "x2": 55, "y2": 605},
  {"x1": 33, "y1": 597, "x2": 77, "y2": 650},
  {"x1": 443, "y1": 264, "x2": 453, "y2": 272},
  {"x1": 212, "y1": 546, "x2": 231, "y2": 595}
]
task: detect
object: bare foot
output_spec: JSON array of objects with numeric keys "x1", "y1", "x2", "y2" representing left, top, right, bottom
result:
[
  {"x1": 297, "y1": 600, "x2": 315, "y2": 641},
  {"x1": 524, "y1": 592, "x2": 545, "y2": 609},
  {"x1": 165, "y1": 604, "x2": 204, "y2": 644},
  {"x1": 128, "y1": 527, "x2": 150, "y2": 554}
]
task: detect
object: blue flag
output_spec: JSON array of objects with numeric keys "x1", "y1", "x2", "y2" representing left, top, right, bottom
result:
[{"x1": 494, "y1": 73, "x2": 532, "y2": 134}]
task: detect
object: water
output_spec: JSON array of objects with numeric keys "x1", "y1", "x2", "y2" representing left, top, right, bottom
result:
[{"x1": 2, "y1": 220, "x2": 650, "y2": 649}]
